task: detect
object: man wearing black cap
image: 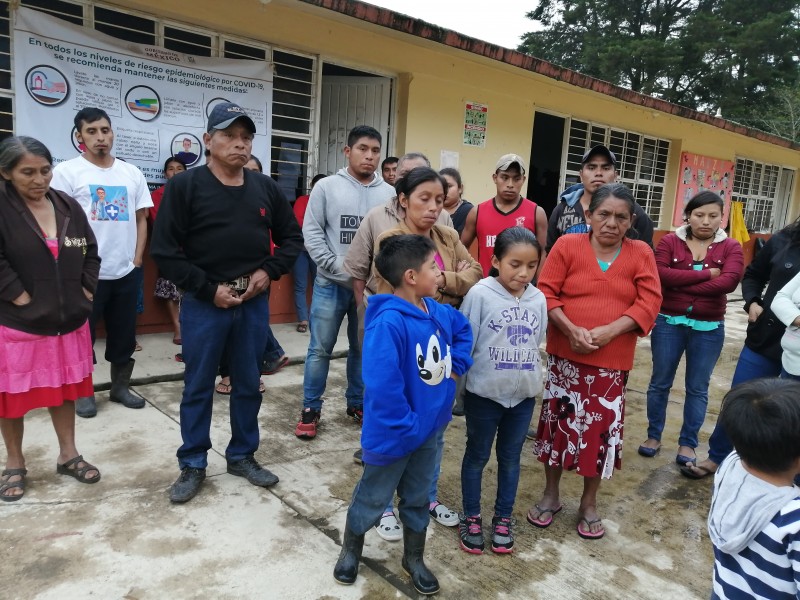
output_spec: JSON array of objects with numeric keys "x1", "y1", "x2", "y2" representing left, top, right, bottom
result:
[
  {"x1": 151, "y1": 102, "x2": 303, "y2": 503},
  {"x1": 546, "y1": 145, "x2": 654, "y2": 252}
]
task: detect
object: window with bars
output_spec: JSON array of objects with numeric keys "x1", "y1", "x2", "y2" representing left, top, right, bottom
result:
[
  {"x1": 564, "y1": 119, "x2": 670, "y2": 223},
  {"x1": 732, "y1": 158, "x2": 786, "y2": 233},
  {"x1": 0, "y1": 0, "x2": 317, "y2": 198}
]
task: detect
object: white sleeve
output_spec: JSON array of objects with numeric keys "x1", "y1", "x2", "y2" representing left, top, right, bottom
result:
[
  {"x1": 132, "y1": 168, "x2": 153, "y2": 210},
  {"x1": 50, "y1": 164, "x2": 74, "y2": 196},
  {"x1": 772, "y1": 271, "x2": 800, "y2": 326}
]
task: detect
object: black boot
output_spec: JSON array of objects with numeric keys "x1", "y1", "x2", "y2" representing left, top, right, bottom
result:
[
  {"x1": 333, "y1": 526, "x2": 364, "y2": 585},
  {"x1": 402, "y1": 528, "x2": 439, "y2": 595},
  {"x1": 75, "y1": 395, "x2": 97, "y2": 418},
  {"x1": 109, "y1": 360, "x2": 145, "y2": 409}
]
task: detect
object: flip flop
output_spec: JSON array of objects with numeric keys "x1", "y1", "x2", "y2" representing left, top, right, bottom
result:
[
  {"x1": 577, "y1": 517, "x2": 605, "y2": 540},
  {"x1": 0, "y1": 468, "x2": 27, "y2": 502},
  {"x1": 172, "y1": 337, "x2": 182, "y2": 345},
  {"x1": 526, "y1": 504, "x2": 563, "y2": 528},
  {"x1": 637, "y1": 443, "x2": 661, "y2": 458},
  {"x1": 215, "y1": 382, "x2": 232, "y2": 395},
  {"x1": 676, "y1": 454, "x2": 696, "y2": 466},
  {"x1": 296, "y1": 322, "x2": 308, "y2": 333},
  {"x1": 259, "y1": 380, "x2": 266, "y2": 394},
  {"x1": 56, "y1": 455, "x2": 101, "y2": 484},
  {"x1": 679, "y1": 464, "x2": 716, "y2": 480}
]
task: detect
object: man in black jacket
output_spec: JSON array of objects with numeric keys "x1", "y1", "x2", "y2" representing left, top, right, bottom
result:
[{"x1": 152, "y1": 102, "x2": 303, "y2": 503}]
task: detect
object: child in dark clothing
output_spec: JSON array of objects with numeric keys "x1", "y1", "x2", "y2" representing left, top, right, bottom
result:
[
  {"x1": 708, "y1": 378, "x2": 800, "y2": 599},
  {"x1": 333, "y1": 234, "x2": 473, "y2": 595}
]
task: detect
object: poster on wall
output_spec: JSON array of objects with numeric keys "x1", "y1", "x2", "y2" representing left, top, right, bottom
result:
[
  {"x1": 13, "y1": 7, "x2": 273, "y2": 185},
  {"x1": 463, "y1": 101, "x2": 488, "y2": 147},
  {"x1": 672, "y1": 151, "x2": 734, "y2": 227}
]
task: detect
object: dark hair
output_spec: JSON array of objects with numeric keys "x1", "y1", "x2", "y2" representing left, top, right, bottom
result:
[
  {"x1": 375, "y1": 234, "x2": 436, "y2": 289},
  {"x1": 439, "y1": 167, "x2": 462, "y2": 188},
  {"x1": 382, "y1": 157, "x2": 399, "y2": 169},
  {"x1": 588, "y1": 183, "x2": 637, "y2": 216},
  {"x1": 247, "y1": 155, "x2": 263, "y2": 172},
  {"x1": 394, "y1": 166, "x2": 448, "y2": 199},
  {"x1": 347, "y1": 125, "x2": 382, "y2": 148},
  {"x1": 488, "y1": 227, "x2": 541, "y2": 277},
  {"x1": 721, "y1": 378, "x2": 800, "y2": 473},
  {"x1": 74, "y1": 107, "x2": 112, "y2": 132},
  {"x1": 0, "y1": 136, "x2": 53, "y2": 175},
  {"x1": 683, "y1": 191, "x2": 725, "y2": 239},
  {"x1": 311, "y1": 174, "x2": 326, "y2": 186},
  {"x1": 163, "y1": 156, "x2": 186, "y2": 173}
]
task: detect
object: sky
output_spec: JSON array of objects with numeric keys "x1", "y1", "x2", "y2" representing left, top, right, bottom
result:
[{"x1": 366, "y1": 0, "x2": 537, "y2": 50}]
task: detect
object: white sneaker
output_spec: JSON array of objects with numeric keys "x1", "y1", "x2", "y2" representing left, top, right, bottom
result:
[
  {"x1": 375, "y1": 511, "x2": 402, "y2": 541},
  {"x1": 430, "y1": 501, "x2": 459, "y2": 527}
]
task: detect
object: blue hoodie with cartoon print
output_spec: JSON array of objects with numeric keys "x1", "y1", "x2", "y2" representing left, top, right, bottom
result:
[{"x1": 361, "y1": 294, "x2": 473, "y2": 466}]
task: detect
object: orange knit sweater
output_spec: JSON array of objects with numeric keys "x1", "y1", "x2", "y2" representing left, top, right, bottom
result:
[{"x1": 538, "y1": 234, "x2": 661, "y2": 371}]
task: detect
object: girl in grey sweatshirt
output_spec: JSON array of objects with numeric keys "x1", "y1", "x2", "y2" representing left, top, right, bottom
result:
[{"x1": 457, "y1": 227, "x2": 547, "y2": 555}]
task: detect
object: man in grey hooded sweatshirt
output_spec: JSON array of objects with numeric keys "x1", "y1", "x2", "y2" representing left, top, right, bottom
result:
[
  {"x1": 707, "y1": 378, "x2": 800, "y2": 600},
  {"x1": 295, "y1": 125, "x2": 395, "y2": 439}
]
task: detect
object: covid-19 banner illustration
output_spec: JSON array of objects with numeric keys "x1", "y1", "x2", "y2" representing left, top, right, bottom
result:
[{"x1": 13, "y1": 7, "x2": 273, "y2": 184}]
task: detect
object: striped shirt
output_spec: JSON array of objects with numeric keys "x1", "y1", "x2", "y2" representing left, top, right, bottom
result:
[{"x1": 712, "y1": 498, "x2": 800, "y2": 599}]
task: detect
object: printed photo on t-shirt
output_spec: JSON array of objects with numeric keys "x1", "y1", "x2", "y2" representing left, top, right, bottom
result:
[{"x1": 89, "y1": 184, "x2": 130, "y2": 221}]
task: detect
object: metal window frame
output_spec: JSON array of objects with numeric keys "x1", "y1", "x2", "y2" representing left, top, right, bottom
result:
[
  {"x1": 732, "y1": 157, "x2": 795, "y2": 233},
  {"x1": 563, "y1": 117, "x2": 671, "y2": 223}
]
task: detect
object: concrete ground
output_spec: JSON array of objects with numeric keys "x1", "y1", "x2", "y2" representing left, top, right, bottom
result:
[{"x1": 1, "y1": 294, "x2": 749, "y2": 599}]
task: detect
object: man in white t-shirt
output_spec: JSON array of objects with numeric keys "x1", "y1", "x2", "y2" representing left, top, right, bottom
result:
[{"x1": 51, "y1": 107, "x2": 153, "y2": 418}]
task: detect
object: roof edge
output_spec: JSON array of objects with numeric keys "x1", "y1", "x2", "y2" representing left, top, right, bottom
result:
[{"x1": 298, "y1": 0, "x2": 800, "y2": 152}]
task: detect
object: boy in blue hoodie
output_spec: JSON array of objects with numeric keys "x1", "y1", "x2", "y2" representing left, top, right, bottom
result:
[
  {"x1": 708, "y1": 378, "x2": 800, "y2": 600},
  {"x1": 333, "y1": 234, "x2": 472, "y2": 595}
]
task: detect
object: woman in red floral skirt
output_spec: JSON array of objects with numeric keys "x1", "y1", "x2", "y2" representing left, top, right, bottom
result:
[{"x1": 529, "y1": 183, "x2": 661, "y2": 539}]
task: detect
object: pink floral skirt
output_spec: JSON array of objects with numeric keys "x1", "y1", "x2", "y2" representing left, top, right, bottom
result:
[
  {"x1": 534, "y1": 355, "x2": 628, "y2": 479},
  {"x1": 0, "y1": 322, "x2": 94, "y2": 418}
]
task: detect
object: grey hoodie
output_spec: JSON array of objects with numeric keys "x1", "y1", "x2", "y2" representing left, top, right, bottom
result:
[
  {"x1": 302, "y1": 168, "x2": 394, "y2": 287},
  {"x1": 459, "y1": 277, "x2": 547, "y2": 406},
  {"x1": 708, "y1": 452, "x2": 799, "y2": 553}
]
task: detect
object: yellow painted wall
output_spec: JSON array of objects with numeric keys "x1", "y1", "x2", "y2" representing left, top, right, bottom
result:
[{"x1": 116, "y1": 0, "x2": 800, "y2": 228}]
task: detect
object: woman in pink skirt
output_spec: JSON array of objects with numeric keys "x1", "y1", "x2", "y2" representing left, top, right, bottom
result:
[{"x1": 0, "y1": 136, "x2": 101, "y2": 501}]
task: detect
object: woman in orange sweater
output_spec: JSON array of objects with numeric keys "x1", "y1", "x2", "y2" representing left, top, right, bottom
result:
[{"x1": 529, "y1": 183, "x2": 661, "y2": 539}]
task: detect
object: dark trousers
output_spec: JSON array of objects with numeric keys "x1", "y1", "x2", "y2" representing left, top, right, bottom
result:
[
  {"x1": 178, "y1": 292, "x2": 269, "y2": 469},
  {"x1": 90, "y1": 267, "x2": 140, "y2": 365}
]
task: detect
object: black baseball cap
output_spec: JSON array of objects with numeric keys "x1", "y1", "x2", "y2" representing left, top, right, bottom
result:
[
  {"x1": 207, "y1": 102, "x2": 256, "y2": 134},
  {"x1": 581, "y1": 144, "x2": 617, "y2": 167}
]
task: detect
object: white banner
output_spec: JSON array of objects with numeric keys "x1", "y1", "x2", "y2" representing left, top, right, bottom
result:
[{"x1": 13, "y1": 7, "x2": 273, "y2": 184}]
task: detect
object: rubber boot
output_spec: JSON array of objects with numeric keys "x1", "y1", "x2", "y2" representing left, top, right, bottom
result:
[
  {"x1": 402, "y1": 528, "x2": 439, "y2": 595},
  {"x1": 109, "y1": 359, "x2": 145, "y2": 409},
  {"x1": 333, "y1": 526, "x2": 364, "y2": 585},
  {"x1": 75, "y1": 395, "x2": 97, "y2": 418}
]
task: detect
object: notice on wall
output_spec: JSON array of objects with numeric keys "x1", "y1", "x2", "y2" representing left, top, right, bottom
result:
[
  {"x1": 672, "y1": 151, "x2": 734, "y2": 227},
  {"x1": 463, "y1": 102, "x2": 488, "y2": 147},
  {"x1": 13, "y1": 7, "x2": 273, "y2": 184}
]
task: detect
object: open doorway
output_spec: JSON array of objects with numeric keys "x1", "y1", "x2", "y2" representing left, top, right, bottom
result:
[
  {"x1": 526, "y1": 111, "x2": 566, "y2": 217},
  {"x1": 318, "y1": 63, "x2": 393, "y2": 176}
]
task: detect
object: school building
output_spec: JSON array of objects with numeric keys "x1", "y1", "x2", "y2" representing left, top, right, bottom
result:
[{"x1": 3, "y1": 0, "x2": 798, "y2": 329}]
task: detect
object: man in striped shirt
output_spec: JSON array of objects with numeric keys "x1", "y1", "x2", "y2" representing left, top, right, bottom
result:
[{"x1": 708, "y1": 378, "x2": 800, "y2": 599}]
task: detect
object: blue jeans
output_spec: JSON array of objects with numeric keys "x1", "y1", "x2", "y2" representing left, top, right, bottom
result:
[
  {"x1": 302, "y1": 276, "x2": 362, "y2": 411},
  {"x1": 178, "y1": 293, "x2": 269, "y2": 469},
  {"x1": 707, "y1": 345, "x2": 782, "y2": 464},
  {"x1": 262, "y1": 326, "x2": 285, "y2": 364},
  {"x1": 293, "y1": 251, "x2": 316, "y2": 323},
  {"x1": 461, "y1": 391, "x2": 534, "y2": 518},
  {"x1": 646, "y1": 316, "x2": 725, "y2": 448},
  {"x1": 347, "y1": 429, "x2": 438, "y2": 535}
]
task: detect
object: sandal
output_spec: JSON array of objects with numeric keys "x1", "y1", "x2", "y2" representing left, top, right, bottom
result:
[
  {"x1": 679, "y1": 464, "x2": 716, "y2": 479},
  {"x1": 56, "y1": 455, "x2": 101, "y2": 484},
  {"x1": 172, "y1": 337, "x2": 182, "y2": 345},
  {"x1": 0, "y1": 468, "x2": 27, "y2": 502},
  {"x1": 135, "y1": 341, "x2": 143, "y2": 352},
  {"x1": 259, "y1": 380, "x2": 266, "y2": 394},
  {"x1": 296, "y1": 322, "x2": 308, "y2": 333},
  {"x1": 526, "y1": 504, "x2": 563, "y2": 528},
  {"x1": 577, "y1": 517, "x2": 605, "y2": 540},
  {"x1": 215, "y1": 382, "x2": 232, "y2": 395}
]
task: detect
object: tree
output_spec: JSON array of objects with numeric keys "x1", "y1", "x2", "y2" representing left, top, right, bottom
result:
[{"x1": 518, "y1": 0, "x2": 800, "y2": 136}]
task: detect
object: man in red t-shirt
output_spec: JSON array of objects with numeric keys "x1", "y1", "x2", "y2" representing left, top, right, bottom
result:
[{"x1": 461, "y1": 153, "x2": 548, "y2": 275}]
